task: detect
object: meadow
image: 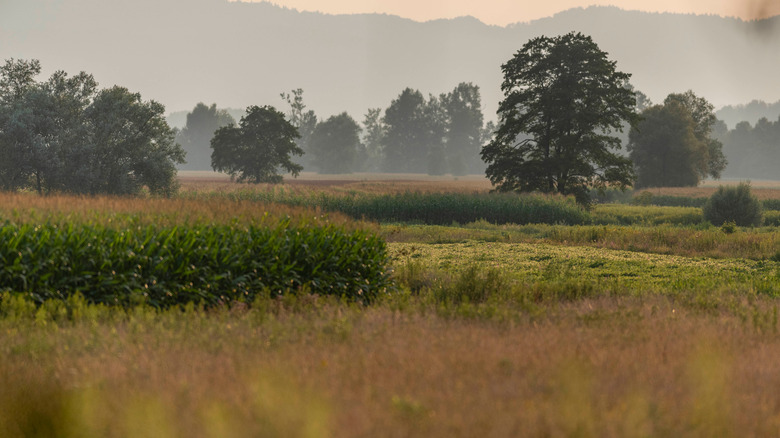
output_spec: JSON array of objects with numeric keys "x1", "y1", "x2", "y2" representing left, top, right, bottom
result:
[{"x1": 2, "y1": 173, "x2": 780, "y2": 437}]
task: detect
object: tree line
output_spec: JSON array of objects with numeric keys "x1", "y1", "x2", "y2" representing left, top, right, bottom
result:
[
  {"x1": 5, "y1": 38, "x2": 773, "y2": 204},
  {"x1": 177, "y1": 84, "x2": 491, "y2": 177}
]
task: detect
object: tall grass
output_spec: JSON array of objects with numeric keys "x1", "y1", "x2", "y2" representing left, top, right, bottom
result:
[{"x1": 186, "y1": 189, "x2": 591, "y2": 226}]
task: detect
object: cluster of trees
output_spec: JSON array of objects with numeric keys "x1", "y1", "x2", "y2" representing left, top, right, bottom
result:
[
  {"x1": 0, "y1": 59, "x2": 183, "y2": 195},
  {"x1": 714, "y1": 116, "x2": 780, "y2": 180},
  {"x1": 177, "y1": 84, "x2": 490, "y2": 177}
]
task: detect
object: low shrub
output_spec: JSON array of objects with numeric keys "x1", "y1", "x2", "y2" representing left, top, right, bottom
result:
[{"x1": 702, "y1": 183, "x2": 763, "y2": 227}]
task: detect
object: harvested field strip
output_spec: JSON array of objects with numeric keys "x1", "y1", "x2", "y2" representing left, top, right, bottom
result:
[{"x1": 388, "y1": 241, "x2": 780, "y2": 296}]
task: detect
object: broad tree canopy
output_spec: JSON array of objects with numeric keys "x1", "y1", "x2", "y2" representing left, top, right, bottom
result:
[
  {"x1": 210, "y1": 105, "x2": 302, "y2": 184},
  {"x1": 481, "y1": 32, "x2": 638, "y2": 205}
]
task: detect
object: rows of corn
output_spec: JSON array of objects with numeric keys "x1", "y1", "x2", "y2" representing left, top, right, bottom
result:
[{"x1": 0, "y1": 194, "x2": 392, "y2": 308}]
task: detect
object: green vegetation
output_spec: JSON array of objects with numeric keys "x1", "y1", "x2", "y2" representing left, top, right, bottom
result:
[
  {"x1": 0, "y1": 221, "x2": 391, "y2": 307},
  {"x1": 189, "y1": 190, "x2": 591, "y2": 226},
  {"x1": 703, "y1": 183, "x2": 764, "y2": 226}
]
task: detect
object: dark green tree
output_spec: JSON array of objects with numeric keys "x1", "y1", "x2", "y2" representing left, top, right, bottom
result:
[
  {"x1": 309, "y1": 112, "x2": 363, "y2": 174},
  {"x1": 210, "y1": 105, "x2": 302, "y2": 183},
  {"x1": 0, "y1": 59, "x2": 183, "y2": 196},
  {"x1": 628, "y1": 91, "x2": 727, "y2": 188},
  {"x1": 0, "y1": 59, "x2": 43, "y2": 191},
  {"x1": 441, "y1": 82, "x2": 484, "y2": 175},
  {"x1": 84, "y1": 86, "x2": 185, "y2": 196},
  {"x1": 664, "y1": 91, "x2": 727, "y2": 180},
  {"x1": 175, "y1": 102, "x2": 235, "y2": 170},
  {"x1": 628, "y1": 102, "x2": 704, "y2": 188},
  {"x1": 481, "y1": 32, "x2": 638, "y2": 206}
]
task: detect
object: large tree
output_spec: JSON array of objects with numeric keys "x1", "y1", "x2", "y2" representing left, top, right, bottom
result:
[
  {"x1": 210, "y1": 105, "x2": 302, "y2": 184},
  {"x1": 628, "y1": 91, "x2": 727, "y2": 188},
  {"x1": 481, "y1": 32, "x2": 638, "y2": 206},
  {"x1": 441, "y1": 82, "x2": 484, "y2": 176},
  {"x1": 175, "y1": 103, "x2": 235, "y2": 170},
  {"x1": 0, "y1": 58, "x2": 183, "y2": 195},
  {"x1": 309, "y1": 112, "x2": 363, "y2": 174}
]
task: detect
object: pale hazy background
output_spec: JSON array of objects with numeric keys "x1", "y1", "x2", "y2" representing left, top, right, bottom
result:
[{"x1": 243, "y1": 0, "x2": 780, "y2": 25}]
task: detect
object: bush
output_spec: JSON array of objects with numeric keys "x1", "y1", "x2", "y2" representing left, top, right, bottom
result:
[{"x1": 702, "y1": 183, "x2": 763, "y2": 227}]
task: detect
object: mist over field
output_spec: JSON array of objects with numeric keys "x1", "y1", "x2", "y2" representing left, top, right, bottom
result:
[{"x1": 2, "y1": 0, "x2": 779, "y2": 119}]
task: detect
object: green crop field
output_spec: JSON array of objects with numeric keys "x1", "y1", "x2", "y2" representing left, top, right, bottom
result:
[{"x1": 2, "y1": 176, "x2": 780, "y2": 437}]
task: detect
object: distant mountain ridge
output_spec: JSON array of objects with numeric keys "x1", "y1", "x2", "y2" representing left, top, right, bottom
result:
[{"x1": 2, "y1": 0, "x2": 779, "y2": 123}]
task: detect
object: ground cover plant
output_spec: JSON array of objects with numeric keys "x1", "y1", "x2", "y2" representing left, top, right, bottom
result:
[{"x1": 3, "y1": 175, "x2": 780, "y2": 437}]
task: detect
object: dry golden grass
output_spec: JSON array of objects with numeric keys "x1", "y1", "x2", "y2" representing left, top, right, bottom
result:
[
  {"x1": 3, "y1": 296, "x2": 780, "y2": 437},
  {"x1": 178, "y1": 171, "x2": 494, "y2": 196},
  {"x1": 638, "y1": 184, "x2": 780, "y2": 200},
  {"x1": 0, "y1": 191, "x2": 365, "y2": 230}
]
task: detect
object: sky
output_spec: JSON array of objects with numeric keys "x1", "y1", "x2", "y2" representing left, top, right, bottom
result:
[{"x1": 239, "y1": 0, "x2": 780, "y2": 26}]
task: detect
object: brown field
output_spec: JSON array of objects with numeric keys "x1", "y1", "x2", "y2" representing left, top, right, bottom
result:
[
  {"x1": 4, "y1": 296, "x2": 780, "y2": 437},
  {"x1": 3, "y1": 175, "x2": 780, "y2": 437},
  {"x1": 178, "y1": 171, "x2": 780, "y2": 199}
]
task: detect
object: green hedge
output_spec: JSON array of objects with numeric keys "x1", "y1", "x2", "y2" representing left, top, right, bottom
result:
[{"x1": 0, "y1": 221, "x2": 392, "y2": 307}]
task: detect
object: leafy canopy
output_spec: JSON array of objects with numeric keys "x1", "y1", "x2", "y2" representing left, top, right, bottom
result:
[
  {"x1": 628, "y1": 91, "x2": 727, "y2": 188},
  {"x1": 0, "y1": 58, "x2": 183, "y2": 196},
  {"x1": 210, "y1": 105, "x2": 303, "y2": 184},
  {"x1": 481, "y1": 32, "x2": 638, "y2": 206}
]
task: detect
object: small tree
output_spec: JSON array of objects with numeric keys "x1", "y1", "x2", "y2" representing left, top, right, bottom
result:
[
  {"x1": 210, "y1": 105, "x2": 302, "y2": 184},
  {"x1": 481, "y1": 32, "x2": 638, "y2": 206},
  {"x1": 702, "y1": 182, "x2": 763, "y2": 227}
]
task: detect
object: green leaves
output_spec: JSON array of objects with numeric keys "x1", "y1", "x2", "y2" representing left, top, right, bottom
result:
[
  {"x1": 0, "y1": 221, "x2": 393, "y2": 308},
  {"x1": 484, "y1": 32, "x2": 638, "y2": 206},
  {"x1": 210, "y1": 105, "x2": 303, "y2": 184}
]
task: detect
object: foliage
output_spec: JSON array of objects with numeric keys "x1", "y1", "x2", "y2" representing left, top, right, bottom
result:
[
  {"x1": 309, "y1": 112, "x2": 364, "y2": 174},
  {"x1": 482, "y1": 32, "x2": 638, "y2": 206},
  {"x1": 716, "y1": 116, "x2": 780, "y2": 180},
  {"x1": 629, "y1": 91, "x2": 727, "y2": 188},
  {"x1": 440, "y1": 82, "x2": 484, "y2": 176},
  {"x1": 361, "y1": 107, "x2": 385, "y2": 171},
  {"x1": 280, "y1": 88, "x2": 317, "y2": 168},
  {"x1": 0, "y1": 220, "x2": 393, "y2": 307},
  {"x1": 703, "y1": 182, "x2": 763, "y2": 227},
  {"x1": 210, "y1": 105, "x2": 303, "y2": 184},
  {"x1": 175, "y1": 102, "x2": 235, "y2": 170},
  {"x1": 0, "y1": 59, "x2": 184, "y2": 196},
  {"x1": 213, "y1": 190, "x2": 591, "y2": 226},
  {"x1": 383, "y1": 88, "x2": 445, "y2": 174}
]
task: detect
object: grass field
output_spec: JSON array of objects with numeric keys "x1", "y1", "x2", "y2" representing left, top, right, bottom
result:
[{"x1": 2, "y1": 174, "x2": 780, "y2": 437}]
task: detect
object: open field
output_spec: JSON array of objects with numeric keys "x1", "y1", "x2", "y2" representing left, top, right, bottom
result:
[{"x1": 2, "y1": 174, "x2": 780, "y2": 437}]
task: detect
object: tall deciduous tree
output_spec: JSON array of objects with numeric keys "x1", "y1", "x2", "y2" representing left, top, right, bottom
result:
[
  {"x1": 175, "y1": 103, "x2": 235, "y2": 170},
  {"x1": 85, "y1": 86, "x2": 185, "y2": 196},
  {"x1": 309, "y1": 112, "x2": 363, "y2": 174},
  {"x1": 382, "y1": 88, "x2": 446, "y2": 174},
  {"x1": 210, "y1": 105, "x2": 302, "y2": 184},
  {"x1": 664, "y1": 91, "x2": 727, "y2": 180},
  {"x1": 628, "y1": 91, "x2": 727, "y2": 188},
  {"x1": 0, "y1": 58, "x2": 183, "y2": 195},
  {"x1": 361, "y1": 107, "x2": 385, "y2": 172},
  {"x1": 441, "y1": 82, "x2": 484, "y2": 176},
  {"x1": 281, "y1": 88, "x2": 317, "y2": 168},
  {"x1": 481, "y1": 32, "x2": 638, "y2": 206}
]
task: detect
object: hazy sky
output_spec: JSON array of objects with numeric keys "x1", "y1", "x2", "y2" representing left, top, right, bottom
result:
[{"x1": 239, "y1": 0, "x2": 780, "y2": 26}]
